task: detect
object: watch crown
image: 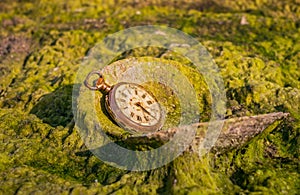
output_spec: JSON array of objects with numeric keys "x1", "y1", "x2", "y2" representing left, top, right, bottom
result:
[
  {"x1": 84, "y1": 70, "x2": 112, "y2": 93},
  {"x1": 96, "y1": 76, "x2": 112, "y2": 93}
]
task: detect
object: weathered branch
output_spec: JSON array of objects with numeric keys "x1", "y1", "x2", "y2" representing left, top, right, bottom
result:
[{"x1": 124, "y1": 112, "x2": 290, "y2": 152}]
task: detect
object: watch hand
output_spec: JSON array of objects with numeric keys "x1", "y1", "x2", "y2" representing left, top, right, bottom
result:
[{"x1": 134, "y1": 102, "x2": 157, "y2": 120}]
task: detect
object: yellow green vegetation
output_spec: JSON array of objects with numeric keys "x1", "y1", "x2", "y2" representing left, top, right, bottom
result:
[{"x1": 0, "y1": 0, "x2": 299, "y2": 194}]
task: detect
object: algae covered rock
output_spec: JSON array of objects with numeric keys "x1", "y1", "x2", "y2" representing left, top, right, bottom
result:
[{"x1": 0, "y1": 0, "x2": 299, "y2": 194}]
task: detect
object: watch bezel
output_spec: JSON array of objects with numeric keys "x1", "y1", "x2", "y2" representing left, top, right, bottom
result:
[{"x1": 105, "y1": 82, "x2": 164, "y2": 134}]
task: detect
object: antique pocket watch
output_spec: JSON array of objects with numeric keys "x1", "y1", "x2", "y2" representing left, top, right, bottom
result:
[{"x1": 84, "y1": 70, "x2": 164, "y2": 134}]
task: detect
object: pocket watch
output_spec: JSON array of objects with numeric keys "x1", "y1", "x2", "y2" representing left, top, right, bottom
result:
[{"x1": 84, "y1": 70, "x2": 164, "y2": 134}]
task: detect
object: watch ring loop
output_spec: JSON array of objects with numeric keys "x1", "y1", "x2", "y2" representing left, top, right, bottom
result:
[{"x1": 84, "y1": 70, "x2": 103, "y2": 90}]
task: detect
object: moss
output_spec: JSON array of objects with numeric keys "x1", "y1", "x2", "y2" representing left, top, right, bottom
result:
[
  {"x1": 92, "y1": 57, "x2": 210, "y2": 140},
  {"x1": 0, "y1": 0, "x2": 299, "y2": 194}
]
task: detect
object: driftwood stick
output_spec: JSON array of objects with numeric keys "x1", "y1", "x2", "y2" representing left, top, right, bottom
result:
[{"x1": 124, "y1": 112, "x2": 290, "y2": 152}]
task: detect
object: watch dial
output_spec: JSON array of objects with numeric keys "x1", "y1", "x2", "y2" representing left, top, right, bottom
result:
[
  {"x1": 106, "y1": 82, "x2": 165, "y2": 133},
  {"x1": 114, "y1": 83, "x2": 162, "y2": 127}
]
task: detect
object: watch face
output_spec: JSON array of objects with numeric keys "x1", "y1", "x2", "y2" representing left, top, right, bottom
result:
[{"x1": 106, "y1": 82, "x2": 164, "y2": 133}]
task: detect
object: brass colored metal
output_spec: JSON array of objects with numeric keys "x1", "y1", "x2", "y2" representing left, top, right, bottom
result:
[
  {"x1": 95, "y1": 77, "x2": 112, "y2": 94},
  {"x1": 84, "y1": 70, "x2": 112, "y2": 93}
]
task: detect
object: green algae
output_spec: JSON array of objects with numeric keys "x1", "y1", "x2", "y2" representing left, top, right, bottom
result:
[
  {"x1": 0, "y1": 0, "x2": 299, "y2": 194},
  {"x1": 92, "y1": 57, "x2": 210, "y2": 137}
]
